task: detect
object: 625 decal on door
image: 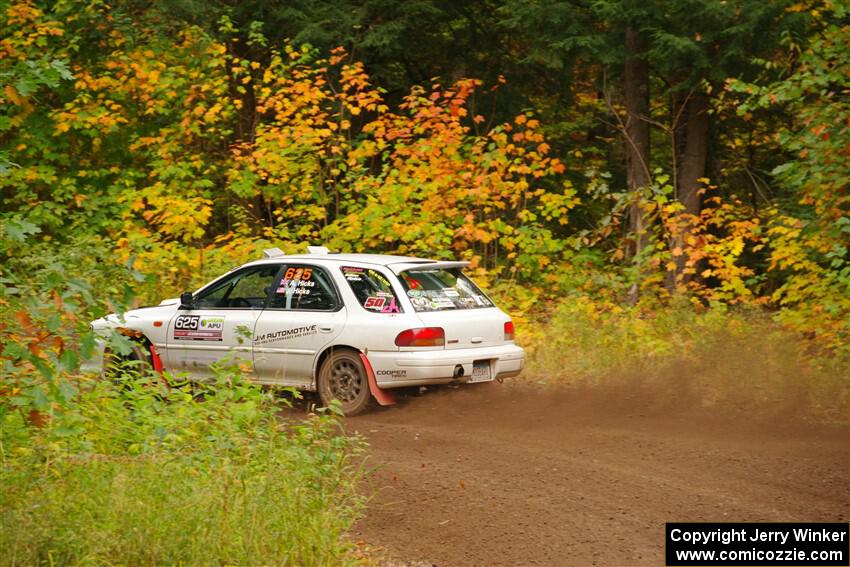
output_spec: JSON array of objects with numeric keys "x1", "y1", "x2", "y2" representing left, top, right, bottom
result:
[{"x1": 173, "y1": 315, "x2": 226, "y2": 341}]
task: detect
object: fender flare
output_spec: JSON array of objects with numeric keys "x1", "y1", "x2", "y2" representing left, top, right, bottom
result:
[
  {"x1": 115, "y1": 327, "x2": 165, "y2": 377},
  {"x1": 314, "y1": 345, "x2": 395, "y2": 406}
]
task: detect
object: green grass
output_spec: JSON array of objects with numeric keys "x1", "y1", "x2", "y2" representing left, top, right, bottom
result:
[{"x1": 0, "y1": 368, "x2": 368, "y2": 566}]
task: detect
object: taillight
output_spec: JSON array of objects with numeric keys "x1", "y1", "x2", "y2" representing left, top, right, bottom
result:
[
  {"x1": 395, "y1": 327, "x2": 445, "y2": 347},
  {"x1": 504, "y1": 321, "x2": 515, "y2": 341}
]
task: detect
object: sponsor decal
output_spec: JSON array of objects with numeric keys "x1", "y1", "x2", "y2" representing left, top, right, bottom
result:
[
  {"x1": 431, "y1": 297, "x2": 456, "y2": 309},
  {"x1": 342, "y1": 266, "x2": 364, "y2": 281},
  {"x1": 376, "y1": 370, "x2": 407, "y2": 378},
  {"x1": 254, "y1": 325, "x2": 318, "y2": 345},
  {"x1": 367, "y1": 269, "x2": 391, "y2": 287},
  {"x1": 173, "y1": 314, "x2": 225, "y2": 341},
  {"x1": 403, "y1": 275, "x2": 422, "y2": 289},
  {"x1": 443, "y1": 288, "x2": 460, "y2": 297},
  {"x1": 380, "y1": 297, "x2": 401, "y2": 313},
  {"x1": 364, "y1": 296, "x2": 386, "y2": 310},
  {"x1": 407, "y1": 289, "x2": 423, "y2": 297},
  {"x1": 200, "y1": 316, "x2": 224, "y2": 329}
]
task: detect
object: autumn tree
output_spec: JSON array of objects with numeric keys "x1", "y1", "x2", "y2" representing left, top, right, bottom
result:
[{"x1": 732, "y1": 3, "x2": 850, "y2": 348}]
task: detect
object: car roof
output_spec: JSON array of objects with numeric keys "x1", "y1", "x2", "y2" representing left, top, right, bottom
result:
[{"x1": 243, "y1": 253, "x2": 438, "y2": 268}]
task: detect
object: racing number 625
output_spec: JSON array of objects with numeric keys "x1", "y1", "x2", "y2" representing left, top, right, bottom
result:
[{"x1": 284, "y1": 267, "x2": 312, "y2": 281}]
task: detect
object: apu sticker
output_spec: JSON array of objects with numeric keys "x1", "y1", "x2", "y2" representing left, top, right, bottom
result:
[{"x1": 174, "y1": 315, "x2": 225, "y2": 341}]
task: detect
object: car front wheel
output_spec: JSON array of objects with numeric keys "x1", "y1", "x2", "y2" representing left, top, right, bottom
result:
[
  {"x1": 103, "y1": 341, "x2": 153, "y2": 379},
  {"x1": 317, "y1": 349, "x2": 372, "y2": 416}
]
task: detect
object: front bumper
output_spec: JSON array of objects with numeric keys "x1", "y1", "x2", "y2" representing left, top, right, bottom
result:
[{"x1": 367, "y1": 343, "x2": 525, "y2": 388}]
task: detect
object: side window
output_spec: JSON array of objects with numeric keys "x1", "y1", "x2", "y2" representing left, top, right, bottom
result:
[
  {"x1": 195, "y1": 264, "x2": 281, "y2": 309},
  {"x1": 268, "y1": 264, "x2": 339, "y2": 311},
  {"x1": 340, "y1": 266, "x2": 403, "y2": 313}
]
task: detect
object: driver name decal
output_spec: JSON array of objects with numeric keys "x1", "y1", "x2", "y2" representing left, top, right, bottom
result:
[{"x1": 173, "y1": 315, "x2": 225, "y2": 341}]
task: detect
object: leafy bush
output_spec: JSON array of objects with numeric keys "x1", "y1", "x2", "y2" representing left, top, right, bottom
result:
[
  {"x1": 0, "y1": 371, "x2": 367, "y2": 566},
  {"x1": 0, "y1": 241, "x2": 367, "y2": 566}
]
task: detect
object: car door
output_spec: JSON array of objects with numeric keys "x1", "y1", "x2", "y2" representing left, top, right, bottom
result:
[
  {"x1": 252, "y1": 263, "x2": 346, "y2": 388},
  {"x1": 167, "y1": 263, "x2": 283, "y2": 378}
]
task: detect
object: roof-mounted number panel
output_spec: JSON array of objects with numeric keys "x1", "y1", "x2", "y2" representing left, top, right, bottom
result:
[{"x1": 263, "y1": 247, "x2": 286, "y2": 258}]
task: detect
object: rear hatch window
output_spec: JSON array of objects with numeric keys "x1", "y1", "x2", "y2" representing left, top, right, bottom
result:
[{"x1": 399, "y1": 268, "x2": 494, "y2": 312}]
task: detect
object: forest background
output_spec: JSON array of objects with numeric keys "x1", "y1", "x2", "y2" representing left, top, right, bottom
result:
[
  {"x1": 0, "y1": 1, "x2": 848, "y2": 563},
  {"x1": 4, "y1": 0, "x2": 849, "y2": 358}
]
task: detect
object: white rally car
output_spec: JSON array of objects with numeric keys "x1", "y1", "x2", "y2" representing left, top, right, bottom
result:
[{"x1": 88, "y1": 247, "x2": 525, "y2": 415}]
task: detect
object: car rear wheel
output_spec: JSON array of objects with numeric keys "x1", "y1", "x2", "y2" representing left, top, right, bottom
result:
[{"x1": 318, "y1": 349, "x2": 372, "y2": 416}]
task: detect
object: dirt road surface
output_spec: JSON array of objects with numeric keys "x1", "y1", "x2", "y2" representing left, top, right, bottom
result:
[{"x1": 346, "y1": 380, "x2": 850, "y2": 566}]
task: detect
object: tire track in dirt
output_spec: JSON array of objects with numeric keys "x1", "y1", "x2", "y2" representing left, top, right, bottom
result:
[{"x1": 347, "y1": 381, "x2": 850, "y2": 566}]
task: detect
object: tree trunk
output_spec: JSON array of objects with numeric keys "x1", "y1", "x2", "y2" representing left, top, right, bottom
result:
[
  {"x1": 677, "y1": 92, "x2": 709, "y2": 217},
  {"x1": 225, "y1": 41, "x2": 257, "y2": 143},
  {"x1": 671, "y1": 91, "x2": 710, "y2": 286},
  {"x1": 624, "y1": 26, "x2": 651, "y2": 260}
]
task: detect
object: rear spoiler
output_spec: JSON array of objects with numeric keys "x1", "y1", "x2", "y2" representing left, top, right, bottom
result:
[{"x1": 388, "y1": 261, "x2": 470, "y2": 275}]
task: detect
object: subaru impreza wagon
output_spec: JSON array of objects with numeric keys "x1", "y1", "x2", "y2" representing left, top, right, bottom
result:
[{"x1": 87, "y1": 247, "x2": 525, "y2": 415}]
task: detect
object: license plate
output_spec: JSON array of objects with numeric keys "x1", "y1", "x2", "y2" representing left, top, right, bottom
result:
[{"x1": 471, "y1": 360, "x2": 493, "y2": 383}]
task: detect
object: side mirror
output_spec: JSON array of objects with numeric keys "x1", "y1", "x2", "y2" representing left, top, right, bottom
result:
[{"x1": 179, "y1": 291, "x2": 194, "y2": 310}]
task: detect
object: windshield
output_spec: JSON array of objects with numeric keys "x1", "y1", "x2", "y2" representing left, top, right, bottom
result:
[{"x1": 398, "y1": 268, "x2": 494, "y2": 312}]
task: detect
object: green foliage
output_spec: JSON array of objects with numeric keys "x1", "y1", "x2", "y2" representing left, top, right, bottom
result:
[
  {"x1": 0, "y1": 0, "x2": 846, "y2": 372},
  {"x1": 0, "y1": 373, "x2": 366, "y2": 565},
  {"x1": 1, "y1": 377, "x2": 366, "y2": 564},
  {"x1": 730, "y1": 4, "x2": 850, "y2": 354},
  {"x1": 5, "y1": 1, "x2": 848, "y2": 561},
  {"x1": 0, "y1": 237, "x2": 366, "y2": 565}
]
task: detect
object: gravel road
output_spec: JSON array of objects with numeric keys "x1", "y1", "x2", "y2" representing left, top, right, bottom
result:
[{"x1": 348, "y1": 380, "x2": 849, "y2": 566}]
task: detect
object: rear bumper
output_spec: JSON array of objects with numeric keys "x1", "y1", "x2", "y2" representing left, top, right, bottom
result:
[{"x1": 367, "y1": 343, "x2": 525, "y2": 388}]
